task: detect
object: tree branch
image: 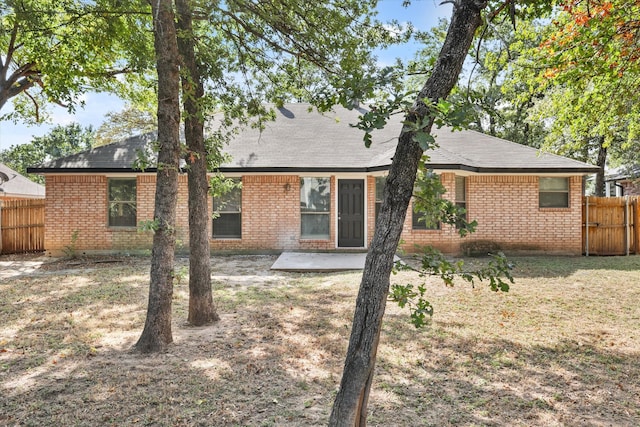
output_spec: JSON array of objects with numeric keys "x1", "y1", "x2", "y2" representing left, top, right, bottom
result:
[
  {"x1": 23, "y1": 90, "x2": 40, "y2": 122},
  {"x1": 218, "y1": 1, "x2": 338, "y2": 74},
  {"x1": 1, "y1": 21, "x2": 21, "y2": 83}
]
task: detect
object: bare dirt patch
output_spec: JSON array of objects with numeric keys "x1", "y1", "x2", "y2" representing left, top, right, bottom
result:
[{"x1": 1, "y1": 254, "x2": 639, "y2": 426}]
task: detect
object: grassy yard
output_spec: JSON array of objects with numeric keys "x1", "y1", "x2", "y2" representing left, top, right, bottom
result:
[{"x1": 1, "y1": 254, "x2": 639, "y2": 426}]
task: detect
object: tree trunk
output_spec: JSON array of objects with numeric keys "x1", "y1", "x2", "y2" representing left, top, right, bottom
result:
[
  {"x1": 134, "y1": 0, "x2": 181, "y2": 353},
  {"x1": 175, "y1": 0, "x2": 220, "y2": 325},
  {"x1": 328, "y1": 0, "x2": 487, "y2": 425},
  {"x1": 594, "y1": 136, "x2": 607, "y2": 197},
  {"x1": 489, "y1": 112, "x2": 497, "y2": 136}
]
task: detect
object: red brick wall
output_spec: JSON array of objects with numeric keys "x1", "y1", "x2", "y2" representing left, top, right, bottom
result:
[
  {"x1": 209, "y1": 175, "x2": 336, "y2": 252},
  {"x1": 43, "y1": 173, "x2": 584, "y2": 255},
  {"x1": 45, "y1": 174, "x2": 169, "y2": 254},
  {"x1": 620, "y1": 179, "x2": 640, "y2": 196},
  {"x1": 398, "y1": 172, "x2": 457, "y2": 253},
  {"x1": 45, "y1": 175, "x2": 151, "y2": 254},
  {"x1": 398, "y1": 174, "x2": 583, "y2": 255}
]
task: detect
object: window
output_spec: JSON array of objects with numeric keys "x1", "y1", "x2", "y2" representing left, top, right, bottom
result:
[
  {"x1": 375, "y1": 176, "x2": 386, "y2": 221},
  {"x1": 455, "y1": 176, "x2": 467, "y2": 229},
  {"x1": 213, "y1": 179, "x2": 242, "y2": 238},
  {"x1": 300, "y1": 177, "x2": 330, "y2": 239},
  {"x1": 539, "y1": 177, "x2": 569, "y2": 208},
  {"x1": 108, "y1": 178, "x2": 137, "y2": 227}
]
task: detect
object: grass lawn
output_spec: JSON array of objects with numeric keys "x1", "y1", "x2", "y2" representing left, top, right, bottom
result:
[{"x1": 1, "y1": 254, "x2": 639, "y2": 426}]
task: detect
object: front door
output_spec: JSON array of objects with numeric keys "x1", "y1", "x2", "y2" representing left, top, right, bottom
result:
[{"x1": 338, "y1": 179, "x2": 365, "y2": 247}]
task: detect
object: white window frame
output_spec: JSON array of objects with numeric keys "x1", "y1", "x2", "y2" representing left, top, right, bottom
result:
[
  {"x1": 300, "y1": 177, "x2": 331, "y2": 240},
  {"x1": 107, "y1": 178, "x2": 137, "y2": 228},
  {"x1": 539, "y1": 177, "x2": 570, "y2": 208}
]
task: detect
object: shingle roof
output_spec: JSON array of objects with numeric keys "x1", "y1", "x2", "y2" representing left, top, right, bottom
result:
[
  {"x1": 29, "y1": 103, "x2": 599, "y2": 174},
  {"x1": 28, "y1": 133, "x2": 156, "y2": 172},
  {"x1": 0, "y1": 163, "x2": 45, "y2": 198},
  {"x1": 605, "y1": 164, "x2": 640, "y2": 181}
]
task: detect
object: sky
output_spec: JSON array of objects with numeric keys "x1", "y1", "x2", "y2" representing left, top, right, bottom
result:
[{"x1": 0, "y1": 0, "x2": 452, "y2": 151}]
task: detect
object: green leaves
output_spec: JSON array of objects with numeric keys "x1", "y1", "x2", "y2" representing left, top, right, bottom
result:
[
  {"x1": 0, "y1": 122, "x2": 94, "y2": 183},
  {"x1": 390, "y1": 249, "x2": 515, "y2": 328},
  {"x1": 209, "y1": 175, "x2": 241, "y2": 220},
  {"x1": 391, "y1": 168, "x2": 513, "y2": 328},
  {"x1": 137, "y1": 219, "x2": 160, "y2": 233},
  {"x1": 412, "y1": 131, "x2": 435, "y2": 150},
  {"x1": 0, "y1": 0, "x2": 153, "y2": 120},
  {"x1": 95, "y1": 106, "x2": 157, "y2": 146},
  {"x1": 518, "y1": 0, "x2": 640, "y2": 167},
  {"x1": 389, "y1": 283, "x2": 433, "y2": 328},
  {"x1": 411, "y1": 168, "x2": 477, "y2": 236}
]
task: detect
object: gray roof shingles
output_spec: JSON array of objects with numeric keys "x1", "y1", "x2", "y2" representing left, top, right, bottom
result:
[
  {"x1": 605, "y1": 164, "x2": 640, "y2": 181},
  {"x1": 29, "y1": 103, "x2": 599, "y2": 174},
  {"x1": 0, "y1": 163, "x2": 45, "y2": 198}
]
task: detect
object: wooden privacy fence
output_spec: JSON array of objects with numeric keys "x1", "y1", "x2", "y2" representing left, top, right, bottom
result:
[
  {"x1": 583, "y1": 196, "x2": 640, "y2": 256},
  {"x1": 0, "y1": 199, "x2": 45, "y2": 255}
]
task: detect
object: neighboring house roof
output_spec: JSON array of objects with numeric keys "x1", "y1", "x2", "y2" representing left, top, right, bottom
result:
[
  {"x1": 0, "y1": 163, "x2": 45, "y2": 199},
  {"x1": 604, "y1": 164, "x2": 640, "y2": 182},
  {"x1": 29, "y1": 103, "x2": 599, "y2": 175}
]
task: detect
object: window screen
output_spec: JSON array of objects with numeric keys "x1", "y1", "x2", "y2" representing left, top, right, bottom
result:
[{"x1": 108, "y1": 178, "x2": 137, "y2": 227}]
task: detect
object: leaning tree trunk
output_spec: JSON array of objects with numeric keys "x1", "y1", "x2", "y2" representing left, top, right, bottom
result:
[
  {"x1": 134, "y1": 0, "x2": 181, "y2": 353},
  {"x1": 175, "y1": 0, "x2": 220, "y2": 325},
  {"x1": 328, "y1": 0, "x2": 487, "y2": 425},
  {"x1": 594, "y1": 136, "x2": 607, "y2": 197}
]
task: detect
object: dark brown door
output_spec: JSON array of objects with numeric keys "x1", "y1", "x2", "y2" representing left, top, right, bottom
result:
[{"x1": 338, "y1": 179, "x2": 364, "y2": 247}]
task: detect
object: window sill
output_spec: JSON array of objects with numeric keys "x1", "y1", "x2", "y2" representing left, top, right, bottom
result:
[
  {"x1": 108, "y1": 226, "x2": 138, "y2": 231},
  {"x1": 212, "y1": 237, "x2": 242, "y2": 240},
  {"x1": 539, "y1": 207, "x2": 571, "y2": 212}
]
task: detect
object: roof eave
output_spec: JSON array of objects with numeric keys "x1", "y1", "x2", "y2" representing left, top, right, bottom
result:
[
  {"x1": 29, "y1": 164, "x2": 600, "y2": 175},
  {"x1": 27, "y1": 167, "x2": 152, "y2": 174},
  {"x1": 469, "y1": 166, "x2": 600, "y2": 174}
]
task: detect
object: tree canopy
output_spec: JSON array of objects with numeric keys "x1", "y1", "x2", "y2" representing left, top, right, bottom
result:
[
  {"x1": 0, "y1": 0, "x2": 152, "y2": 122},
  {"x1": 397, "y1": 0, "x2": 639, "y2": 196},
  {"x1": 94, "y1": 105, "x2": 157, "y2": 146},
  {"x1": 514, "y1": 0, "x2": 640, "y2": 192}
]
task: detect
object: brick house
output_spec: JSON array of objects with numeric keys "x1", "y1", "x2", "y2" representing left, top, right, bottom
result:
[
  {"x1": 29, "y1": 104, "x2": 598, "y2": 256},
  {"x1": 604, "y1": 165, "x2": 640, "y2": 196}
]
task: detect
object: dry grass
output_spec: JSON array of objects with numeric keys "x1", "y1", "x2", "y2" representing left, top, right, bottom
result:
[{"x1": 1, "y1": 253, "x2": 639, "y2": 426}]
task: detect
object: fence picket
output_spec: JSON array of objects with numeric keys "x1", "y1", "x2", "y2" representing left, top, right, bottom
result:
[
  {"x1": 0, "y1": 199, "x2": 45, "y2": 254},
  {"x1": 583, "y1": 196, "x2": 639, "y2": 255}
]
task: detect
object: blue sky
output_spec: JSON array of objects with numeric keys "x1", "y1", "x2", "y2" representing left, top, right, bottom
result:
[{"x1": 0, "y1": 0, "x2": 451, "y2": 151}]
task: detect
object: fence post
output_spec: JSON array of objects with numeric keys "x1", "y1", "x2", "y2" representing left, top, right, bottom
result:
[
  {"x1": 625, "y1": 197, "x2": 630, "y2": 256},
  {"x1": 632, "y1": 197, "x2": 640, "y2": 255},
  {"x1": 0, "y1": 200, "x2": 3, "y2": 254},
  {"x1": 585, "y1": 196, "x2": 589, "y2": 257}
]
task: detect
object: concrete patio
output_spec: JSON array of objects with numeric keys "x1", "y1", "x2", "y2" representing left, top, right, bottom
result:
[{"x1": 270, "y1": 252, "x2": 369, "y2": 272}]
